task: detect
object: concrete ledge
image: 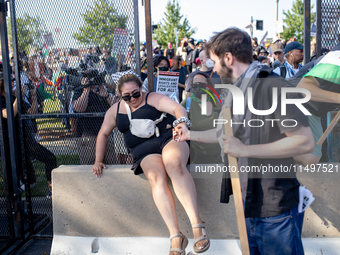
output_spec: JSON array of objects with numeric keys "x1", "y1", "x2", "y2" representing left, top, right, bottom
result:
[
  {"x1": 51, "y1": 236, "x2": 340, "y2": 255},
  {"x1": 52, "y1": 165, "x2": 340, "y2": 239}
]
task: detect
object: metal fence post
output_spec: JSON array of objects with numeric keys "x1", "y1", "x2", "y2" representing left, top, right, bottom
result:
[
  {"x1": 303, "y1": 0, "x2": 311, "y2": 64},
  {"x1": 0, "y1": 0, "x2": 25, "y2": 240},
  {"x1": 9, "y1": 0, "x2": 34, "y2": 233},
  {"x1": 316, "y1": 0, "x2": 322, "y2": 58}
]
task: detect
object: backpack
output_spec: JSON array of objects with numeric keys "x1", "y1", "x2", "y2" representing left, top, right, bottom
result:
[{"x1": 279, "y1": 65, "x2": 286, "y2": 78}]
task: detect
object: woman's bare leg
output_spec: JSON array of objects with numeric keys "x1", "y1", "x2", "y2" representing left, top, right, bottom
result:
[
  {"x1": 140, "y1": 154, "x2": 183, "y2": 253},
  {"x1": 162, "y1": 140, "x2": 208, "y2": 249}
]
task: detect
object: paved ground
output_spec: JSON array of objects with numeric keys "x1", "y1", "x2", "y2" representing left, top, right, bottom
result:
[
  {"x1": 38, "y1": 138, "x2": 78, "y2": 156},
  {"x1": 50, "y1": 236, "x2": 340, "y2": 255}
]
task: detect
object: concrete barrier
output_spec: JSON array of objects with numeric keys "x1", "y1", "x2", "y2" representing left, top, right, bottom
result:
[{"x1": 52, "y1": 165, "x2": 340, "y2": 239}]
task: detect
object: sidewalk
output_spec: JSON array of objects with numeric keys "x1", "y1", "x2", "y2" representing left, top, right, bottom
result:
[{"x1": 51, "y1": 236, "x2": 340, "y2": 255}]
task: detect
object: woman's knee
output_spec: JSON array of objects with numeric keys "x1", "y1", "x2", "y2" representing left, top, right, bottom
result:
[
  {"x1": 145, "y1": 170, "x2": 167, "y2": 188},
  {"x1": 164, "y1": 158, "x2": 187, "y2": 178}
]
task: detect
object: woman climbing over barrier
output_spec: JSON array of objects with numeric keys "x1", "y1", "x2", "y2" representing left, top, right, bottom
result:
[{"x1": 92, "y1": 73, "x2": 210, "y2": 255}]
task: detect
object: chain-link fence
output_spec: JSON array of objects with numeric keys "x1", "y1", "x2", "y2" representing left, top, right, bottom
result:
[
  {"x1": 1, "y1": 0, "x2": 140, "y2": 252},
  {"x1": 321, "y1": 0, "x2": 340, "y2": 50},
  {"x1": 319, "y1": 0, "x2": 340, "y2": 161}
]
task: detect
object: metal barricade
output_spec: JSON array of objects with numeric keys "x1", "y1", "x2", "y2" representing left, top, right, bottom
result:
[
  {"x1": 0, "y1": 0, "x2": 140, "y2": 253},
  {"x1": 320, "y1": 0, "x2": 340, "y2": 50}
]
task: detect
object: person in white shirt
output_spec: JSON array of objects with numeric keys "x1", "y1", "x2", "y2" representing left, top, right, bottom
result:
[{"x1": 273, "y1": 41, "x2": 304, "y2": 79}]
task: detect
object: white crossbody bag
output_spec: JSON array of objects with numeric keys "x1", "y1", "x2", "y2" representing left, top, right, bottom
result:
[{"x1": 124, "y1": 102, "x2": 167, "y2": 138}]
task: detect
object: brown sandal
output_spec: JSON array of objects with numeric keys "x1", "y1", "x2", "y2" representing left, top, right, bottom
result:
[
  {"x1": 192, "y1": 223, "x2": 210, "y2": 253},
  {"x1": 169, "y1": 232, "x2": 188, "y2": 255}
]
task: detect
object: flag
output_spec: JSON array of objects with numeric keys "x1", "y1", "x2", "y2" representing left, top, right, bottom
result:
[
  {"x1": 304, "y1": 43, "x2": 340, "y2": 85},
  {"x1": 43, "y1": 42, "x2": 48, "y2": 57}
]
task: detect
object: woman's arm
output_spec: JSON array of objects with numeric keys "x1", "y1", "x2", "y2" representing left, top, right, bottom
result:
[
  {"x1": 178, "y1": 82, "x2": 186, "y2": 89},
  {"x1": 148, "y1": 92, "x2": 187, "y2": 118},
  {"x1": 2, "y1": 98, "x2": 18, "y2": 118},
  {"x1": 92, "y1": 103, "x2": 118, "y2": 177},
  {"x1": 27, "y1": 86, "x2": 38, "y2": 115}
]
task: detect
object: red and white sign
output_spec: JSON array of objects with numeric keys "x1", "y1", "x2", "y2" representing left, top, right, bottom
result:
[{"x1": 112, "y1": 28, "x2": 129, "y2": 57}]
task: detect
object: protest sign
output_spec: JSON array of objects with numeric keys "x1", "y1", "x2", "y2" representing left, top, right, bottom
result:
[
  {"x1": 156, "y1": 71, "x2": 180, "y2": 101},
  {"x1": 112, "y1": 28, "x2": 129, "y2": 57}
]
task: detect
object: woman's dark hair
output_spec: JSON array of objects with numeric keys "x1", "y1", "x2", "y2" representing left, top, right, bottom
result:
[
  {"x1": 205, "y1": 27, "x2": 253, "y2": 64},
  {"x1": 172, "y1": 56, "x2": 182, "y2": 70},
  {"x1": 117, "y1": 73, "x2": 142, "y2": 94},
  {"x1": 152, "y1": 55, "x2": 170, "y2": 72}
]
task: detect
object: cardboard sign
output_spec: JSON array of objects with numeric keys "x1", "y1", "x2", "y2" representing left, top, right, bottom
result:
[
  {"x1": 112, "y1": 28, "x2": 129, "y2": 57},
  {"x1": 156, "y1": 71, "x2": 180, "y2": 100}
]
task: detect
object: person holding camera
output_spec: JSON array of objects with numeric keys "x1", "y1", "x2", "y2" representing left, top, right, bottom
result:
[{"x1": 72, "y1": 75, "x2": 116, "y2": 165}]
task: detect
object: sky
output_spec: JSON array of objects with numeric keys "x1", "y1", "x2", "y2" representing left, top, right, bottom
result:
[
  {"x1": 138, "y1": 0, "x2": 316, "y2": 43},
  {"x1": 10, "y1": 0, "x2": 316, "y2": 51}
]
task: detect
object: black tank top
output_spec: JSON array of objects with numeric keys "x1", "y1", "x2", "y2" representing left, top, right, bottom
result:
[{"x1": 116, "y1": 93, "x2": 175, "y2": 149}]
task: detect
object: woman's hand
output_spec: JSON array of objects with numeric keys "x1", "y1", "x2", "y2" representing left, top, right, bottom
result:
[
  {"x1": 173, "y1": 123, "x2": 190, "y2": 142},
  {"x1": 92, "y1": 162, "x2": 106, "y2": 177},
  {"x1": 96, "y1": 85, "x2": 108, "y2": 98}
]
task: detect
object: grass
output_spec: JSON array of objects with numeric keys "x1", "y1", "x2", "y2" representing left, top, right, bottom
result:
[
  {"x1": 36, "y1": 88, "x2": 63, "y2": 131},
  {"x1": 0, "y1": 154, "x2": 80, "y2": 197}
]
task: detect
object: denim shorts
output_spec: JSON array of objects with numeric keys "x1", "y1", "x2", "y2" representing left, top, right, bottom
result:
[{"x1": 246, "y1": 206, "x2": 304, "y2": 255}]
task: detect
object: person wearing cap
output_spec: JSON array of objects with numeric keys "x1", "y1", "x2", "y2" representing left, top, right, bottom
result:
[
  {"x1": 256, "y1": 46, "x2": 269, "y2": 57},
  {"x1": 273, "y1": 41, "x2": 304, "y2": 79},
  {"x1": 271, "y1": 41, "x2": 285, "y2": 64},
  {"x1": 191, "y1": 39, "x2": 204, "y2": 72}
]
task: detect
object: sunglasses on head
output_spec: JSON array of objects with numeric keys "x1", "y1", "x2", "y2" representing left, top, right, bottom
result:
[{"x1": 121, "y1": 91, "x2": 141, "y2": 101}]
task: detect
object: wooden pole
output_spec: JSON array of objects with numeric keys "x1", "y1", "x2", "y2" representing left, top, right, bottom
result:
[
  {"x1": 317, "y1": 111, "x2": 340, "y2": 145},
  {"x1": 222, "y1": 108, "x2": 250, "y2": 255},
  {"x1": 144, "y1": 0, "x2": 154, "y2": 92}
]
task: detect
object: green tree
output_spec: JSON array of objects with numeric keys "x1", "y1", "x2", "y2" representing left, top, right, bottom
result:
[
  {"x1": 282, "y1": 0, "x2": 315, "y2": 43},
  {"x1": 153, "y1": 0, "x2": 196, "y2": 48},
  {"x1": 8, "y1": 14, "x2": 47, "y2": 55},
  {"x1": 73, "y1": 0, "x2": 128, "y2": 48}
]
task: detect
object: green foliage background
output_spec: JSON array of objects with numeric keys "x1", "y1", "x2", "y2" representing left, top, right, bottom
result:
[
  {"x1": 153, "y1": 0, "x2": 196, "y2": 48},
  {"x1": 282, "y1": 0, "x2": 315, "y2": 44},
  {"x1": 73, "y1": 0, "x2": 128, "y2": 48}
]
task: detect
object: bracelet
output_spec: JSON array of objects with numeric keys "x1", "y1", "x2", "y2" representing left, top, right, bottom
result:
[{"x1": 173, "y1": 117, "x2": 191, "y2": 128}]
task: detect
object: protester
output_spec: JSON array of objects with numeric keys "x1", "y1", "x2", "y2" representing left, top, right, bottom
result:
[
  {"x1": 174, "y1": 28, "x2": 314, "y2": 255},
  {"x1": 176, "y1": 38, "x2": 188, "y2": 62},
  {"x1": 0, "y1": 74, "x2": 36, "y2": 193},
  {"x1": 271, "y1": 41, "x2": 285, "y2": 64},
  {"x1": 181, "y1": 37, "x2": 195, "y2": 74},
  {"x1": 21, "y1": 82, "x2": 58, "y2": 198},
  {"x1": 171, "y1": 56, "x2": 188, "y2": 102},
  {"x1": 93, "y1": 73, "x2": 210, "y2": 254},
  {"x1": 164, "y1": 41, "x2": 176, "y2": 60},
  {"x1": 181, "y1": 73, "x2": 222, "y2": 164},
  {"x1": 185, "y1": 50, "x2": 220, "y2": 98},
  {"x1": 273, "y1": 41, "x2": 304, "y2": 78},
  {"x1": 72, "y1": 73, "x2": 116, "y2": 165},
  {"x1": 142, "y1": 55, "x2": 170, "y2": 92},
  {"x1": 286, "y1": 43, "x2": 339, "y2": 166},
  {"x1": 191, "y1": 39, "x2": 204, "y2": 72}
]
